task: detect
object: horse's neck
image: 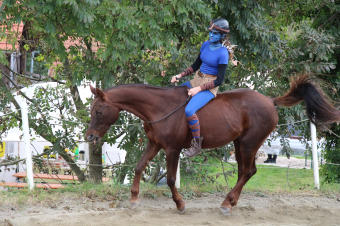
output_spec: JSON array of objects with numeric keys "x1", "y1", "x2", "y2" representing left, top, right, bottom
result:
[{"x1": 107, "y1": 85, "x2": 186, "y2": 121}]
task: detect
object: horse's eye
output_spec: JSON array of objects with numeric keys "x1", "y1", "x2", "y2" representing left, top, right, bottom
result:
[{"x1": 96, "y1": 111, "x2": 103, "y2": 117}]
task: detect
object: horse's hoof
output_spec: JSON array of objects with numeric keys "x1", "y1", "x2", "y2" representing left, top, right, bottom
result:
[
  {"x1": 178, "y1": 207, "x2": 186, "y2": 214},
  {"x1": 130, "y1": 200, "x2": 139, "y2": 209},
  {"x1": 220, "y1": 206, "x2": 232, "y2": 216}
]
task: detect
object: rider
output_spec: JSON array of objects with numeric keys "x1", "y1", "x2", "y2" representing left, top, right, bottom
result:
[{"x1": 171, "y1": 18, "x2": 231, "y2": 157}]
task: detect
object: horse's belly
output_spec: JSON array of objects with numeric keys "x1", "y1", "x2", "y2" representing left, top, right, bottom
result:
[
  {"x1": 201, "y1": 124, "x2": 242, "y2": 148},
  {"x1": 199, "y1": 106, "x2": 243, "y2": 148}
]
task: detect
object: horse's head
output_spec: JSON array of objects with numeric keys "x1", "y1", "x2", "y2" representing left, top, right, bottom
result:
[{"x1": 86, "y1": 85, "x2": 119, "y2": 144}]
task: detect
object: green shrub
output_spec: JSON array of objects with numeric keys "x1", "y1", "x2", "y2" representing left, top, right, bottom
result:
[{"x1": 321, "y1": 124, "x2": 340, "y2": 183}]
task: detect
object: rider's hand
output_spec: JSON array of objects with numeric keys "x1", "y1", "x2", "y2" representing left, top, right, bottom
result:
[
  {"x1": 188, "y1": 87, "x2": 201, "y2": 96},
  {"x1": 171, "y1": 74, "x2": 181, "y2": 83},
  {"x1": 231, "y1": 59, "x2": 239, "y2": 66}
]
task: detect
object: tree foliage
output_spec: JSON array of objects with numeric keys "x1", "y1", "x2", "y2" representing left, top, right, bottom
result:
[
  {"x1": 261, "y1": 0, "x2": 339, "y2": 182},
  {"x1": 0, "y1": 0, "x2": 339, "y2": 184},
  {"x1": 0, "y1": 0, "x2": 211, "y2": 182}
]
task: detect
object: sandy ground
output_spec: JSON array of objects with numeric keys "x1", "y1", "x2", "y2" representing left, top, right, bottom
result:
[
  {"x1": 0, "y1": 156, "x2": 335, "y2": 226},
  {"x1": 1, "y1": 191, "x2": 340, "y2": 226}
]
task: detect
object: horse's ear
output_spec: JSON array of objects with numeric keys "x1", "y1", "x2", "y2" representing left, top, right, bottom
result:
[
  {"x1": 90, "y1": 85, "x2": 105, "y2": 100},
  {"x1": 90, "y1": 85, "x2": 96, "y2": 95}
]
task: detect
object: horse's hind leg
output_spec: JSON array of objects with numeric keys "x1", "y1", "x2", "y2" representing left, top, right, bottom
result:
[
  {"x1": 165, "y1": 149, "x2": 185, "y2": 212},
  {"x1": 130, "y1": 141, "x2": 161, "y2": 206},
  {"x1": 220, "y1": 138, "x2": 262, "y2": 215}
]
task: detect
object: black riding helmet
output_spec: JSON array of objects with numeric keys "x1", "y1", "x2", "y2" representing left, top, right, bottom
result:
[{"x1": 209, "y1": 18, "x2": 230, "y2": 34}]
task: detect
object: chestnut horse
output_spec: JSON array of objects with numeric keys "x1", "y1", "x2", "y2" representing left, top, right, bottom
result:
[{"x1": 86, "y1": 75, "x2": 339, "y2": 215}]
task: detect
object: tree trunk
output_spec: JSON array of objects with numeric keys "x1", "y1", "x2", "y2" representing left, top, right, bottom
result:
[
  {"x1": 19, "y1": 21, "x2": 32, "y2": 75},
  {"x1": 148, "y1": 152, "x2": 164, "y2": 184},
  {"x1": 117, "y1": 164, "x2": 128, "y2": 184},
  {"x1": 56, "y1": 146, "x2": 86, "y2": 182},
  {"x1": 0, "y1": 63, "x2": 11, "y2": 88},
  {"x1": 88, "y1": 142, "x2": 103, "y2": 183},
  {"x1": 149, "y1": 162, "x2": 161, "y2": 184}
]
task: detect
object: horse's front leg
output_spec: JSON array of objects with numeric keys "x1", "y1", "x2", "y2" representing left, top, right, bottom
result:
[
  {"x1": 130, "y1": 141, "x2": 160, "y2": 207},
  {"x1": 220, "y1": 139, "x2": 258, "y2": 215},
  {"x1": 165, "y1": 149, "x2": 185, "y2": 213}
]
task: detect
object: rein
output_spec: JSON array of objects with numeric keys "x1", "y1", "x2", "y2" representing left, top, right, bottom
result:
[{"x1": 145, "y1": 96, "x2": 191, "y2": 124}]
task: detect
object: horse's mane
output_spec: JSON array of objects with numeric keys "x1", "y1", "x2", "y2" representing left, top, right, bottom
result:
[
  {"x1": 105, "y1": 84, "x2": 254, "y2": 99},
  {"x1": 105, "y1": 84, "x2": 181, "y2": 92}
]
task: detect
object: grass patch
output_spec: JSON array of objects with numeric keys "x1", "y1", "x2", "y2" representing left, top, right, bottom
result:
[
  {"x1": 1, "y1": 158, "x2": 339, "y2": 205},
  {"x1": 291, "y1": 155, "x2": 311, "y2": 160},
  {"x1": 242, "y1": 165, "x2": 314, "y2": 192},
  {"x1": 180, "y1": 158, "x2": 340, "y2": 195},
  {"x1": 0, "y1": 182, "x2": 172, "y2": 206}
]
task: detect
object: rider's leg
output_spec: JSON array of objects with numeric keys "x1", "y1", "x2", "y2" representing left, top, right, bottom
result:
[
  {"x1": 185, "y1": 90, "x2": 215, "y2": 118},
  {"x1": 184, "y1": 90, "x2": 214, "y2": 157},
  {"x1": 180, "y1": 81, "x2": 192, "y2": 88},
  {"x1": 187, "y1": 113, "x2": 200, "y2": 139}
]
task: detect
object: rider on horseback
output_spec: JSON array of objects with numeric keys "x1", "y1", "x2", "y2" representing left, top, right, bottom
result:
[{"x1": 171, "y1": 18, "x2": 231, "y2": 157}]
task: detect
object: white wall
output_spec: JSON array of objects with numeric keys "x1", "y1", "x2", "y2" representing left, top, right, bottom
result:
[{"x1": 0, "y1": 140, "x2": 126, "y2": 182}]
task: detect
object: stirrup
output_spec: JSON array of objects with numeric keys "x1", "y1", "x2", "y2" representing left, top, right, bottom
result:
[{"x1": 183, "y1": 137, "x2": 203, "y2": 158}]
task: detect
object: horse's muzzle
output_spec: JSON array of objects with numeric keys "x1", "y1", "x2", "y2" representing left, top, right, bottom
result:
[
  {"x1": 87, "y1": 134, "x2": 100, "y2": 145},
  {"x1": 87, "y1": 134, "x2": 99, "y2": 144}
]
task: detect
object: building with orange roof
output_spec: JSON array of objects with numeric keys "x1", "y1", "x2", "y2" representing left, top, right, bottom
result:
[{"x1": 1, "y1": 18, "x2": 100, "y2": 85}]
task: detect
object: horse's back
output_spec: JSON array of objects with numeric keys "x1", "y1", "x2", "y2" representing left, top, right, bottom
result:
[
  {"x1": 215, "y1": 88, "x2": 277, "y2": 124},
  {"x1": 215, "y1": 88, "x2": 275, "y2": 109},
  {"x1": 197, "y1": 88, "x2": 278, "y2": 148}
]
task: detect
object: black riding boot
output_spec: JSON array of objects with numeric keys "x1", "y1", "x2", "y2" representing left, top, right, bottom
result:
[
  {"x1": 264, "y1": 154, "x2": 272, "y2": 163},
  {"x1": 272, "y1": 154, "x2": 277, "y2": 164}
]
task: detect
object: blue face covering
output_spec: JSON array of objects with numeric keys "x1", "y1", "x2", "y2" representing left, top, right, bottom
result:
[
  {"x1": 209, "y1": 30, "x2": 222, "y2": 44},
  {"x1": 208, "y1": 30, "x2": 223, "y2": 50}
]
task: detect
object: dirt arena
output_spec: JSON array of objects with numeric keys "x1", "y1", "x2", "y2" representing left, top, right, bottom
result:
[{"x1": 1, "y1": 191, "x2": 339, "y2": 226}]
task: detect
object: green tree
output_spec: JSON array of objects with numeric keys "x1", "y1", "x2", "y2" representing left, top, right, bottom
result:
[
  {"x1": 0, "y1": 0, "x2": 210, "y2": 183},
  {"x1": 260, "y1": 0, "x2": 339, "y2": 181},
  {"x1": 1, "y1": 0, "x2": 338, "y2": 185}
]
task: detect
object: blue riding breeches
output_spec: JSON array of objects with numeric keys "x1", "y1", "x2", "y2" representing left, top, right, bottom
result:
[{"x1": 181, "y1": 81, "x2": 215, "y2": 117}]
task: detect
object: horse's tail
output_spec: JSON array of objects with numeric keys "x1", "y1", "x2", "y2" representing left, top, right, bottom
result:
[{"x1": 273, "y1": 74, "x2": 340, "y2": 125}]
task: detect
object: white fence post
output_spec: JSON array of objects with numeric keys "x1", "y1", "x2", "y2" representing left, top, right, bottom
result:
[
  {"x1": 20, "y1": 101, "x2": 34, "y2": 191},
  {"x1": 310, "y1": 122, "x2": 320, "y2": 189},
  {"x1": 175, "y1": 158, "x2": 180, "y2": 189}
]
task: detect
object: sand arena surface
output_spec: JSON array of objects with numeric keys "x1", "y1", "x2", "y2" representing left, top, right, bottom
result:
[{"x1": 1, "y1": 191, "x2": 339, "y2": 226}]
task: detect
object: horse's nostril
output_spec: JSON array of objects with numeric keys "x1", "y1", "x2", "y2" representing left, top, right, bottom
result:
[{"x1": 87, "y1": 134, "x2": 94, "y2": 141}]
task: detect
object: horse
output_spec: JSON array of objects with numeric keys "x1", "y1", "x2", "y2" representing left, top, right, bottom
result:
[{"x1": 86, "y1": 75, "x2": 340, "y2": 215}]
